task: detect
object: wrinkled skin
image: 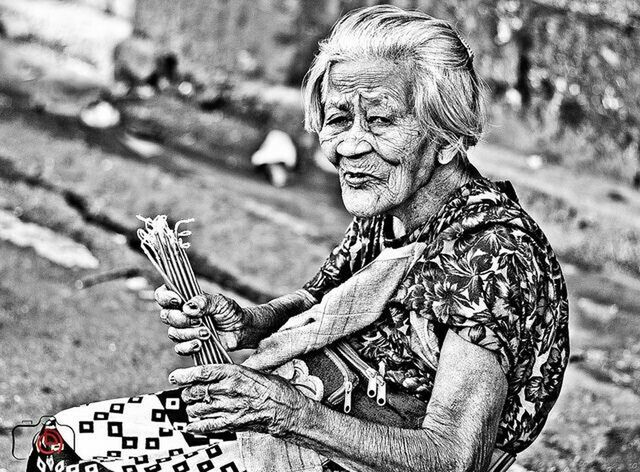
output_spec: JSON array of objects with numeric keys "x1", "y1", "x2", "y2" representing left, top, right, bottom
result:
[
  {"x1": 163, "y1": 61, "x2": 456, "y2": 440},
  {"x1": 161, "y1": 61, "x2": 504, "y2": 472},
  {"x1": 318, "y1": 60, "x2": 438, "y2": 222},
  {"x1": 155, "y1": 285, "x2": 245, "y2": 354},
  {"x1": 170, "y1": 364, "x2": 308, "y2": 437}
]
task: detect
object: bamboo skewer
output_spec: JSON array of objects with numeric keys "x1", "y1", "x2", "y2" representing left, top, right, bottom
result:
[{"x1": 137, "y1": 215, "x2": 233, "y2": 365}]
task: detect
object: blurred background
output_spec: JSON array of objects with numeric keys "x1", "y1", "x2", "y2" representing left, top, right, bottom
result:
[{"x1": 1, "y1": 1, "x2": 640, "y2": 470}]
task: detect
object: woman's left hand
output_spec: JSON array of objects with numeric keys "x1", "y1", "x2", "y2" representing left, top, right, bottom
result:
[{"x1": 169, "y1": 364, "x2": 308, "y2": 437}]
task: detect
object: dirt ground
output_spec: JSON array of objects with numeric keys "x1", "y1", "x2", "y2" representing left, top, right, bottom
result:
[{"x1": 1, "y1": 2, "x2": 640, "y2": 471}]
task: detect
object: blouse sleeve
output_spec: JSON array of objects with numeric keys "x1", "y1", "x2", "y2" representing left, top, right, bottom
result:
[
  {"x1": 410, "y1": 225, "x2": 540, "y2": 377},
  {"x1": 303, "y1": 216, "x2": 384, "y2": 301}
]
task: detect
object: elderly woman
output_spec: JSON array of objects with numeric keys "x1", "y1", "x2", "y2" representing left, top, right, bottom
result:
[{"x1": 28, "y1": 6, "x2": 568, "y2": 472}]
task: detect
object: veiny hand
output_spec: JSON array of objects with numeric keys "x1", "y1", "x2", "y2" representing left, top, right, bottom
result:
[
  {"x1": 154, "y1": 285, "x2": 247, "y2": 355},
  {"x1": 169, "y1": 364, "x2": 308, "y2": 437}
]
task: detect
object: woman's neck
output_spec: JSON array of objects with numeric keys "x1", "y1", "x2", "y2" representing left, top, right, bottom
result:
[{"x1": 391, "y1": 157, "x2": 480, "y2": 236}]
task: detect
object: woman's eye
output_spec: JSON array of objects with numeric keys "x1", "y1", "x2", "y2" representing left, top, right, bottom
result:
[
  {"x1": 326, "y1": 115, "x2": 350, "y2": 126},
  {"x1": 369, "y1": 116, "x2": 392, "y2": 125}
]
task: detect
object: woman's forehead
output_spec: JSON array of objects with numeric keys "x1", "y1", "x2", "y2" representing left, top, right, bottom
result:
[{"x1": 324, "y1": 60, "x2": 411, "y2": 109}]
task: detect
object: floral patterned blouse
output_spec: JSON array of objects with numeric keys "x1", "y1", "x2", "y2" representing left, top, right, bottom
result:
[{"x1": 304, "y1": 178, "x2": 569, "y2": 454}]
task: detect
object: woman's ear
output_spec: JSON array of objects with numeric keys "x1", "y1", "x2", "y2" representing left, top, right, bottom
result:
[{"x1": 437, "y1": 143, "x2": 458, "y2": 165}]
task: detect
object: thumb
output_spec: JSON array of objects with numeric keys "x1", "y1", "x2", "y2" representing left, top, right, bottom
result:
[
  {"x1": 218, "y1": 331, "x2": 239, "y2": 351},
  {"x1": 183, "y1": 294, "x2": 209, "y2": 317}
]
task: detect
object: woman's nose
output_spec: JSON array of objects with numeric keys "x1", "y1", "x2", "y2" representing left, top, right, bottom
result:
[{"x1": 335, "y1": 129, "x2": 373, "y2": 158}]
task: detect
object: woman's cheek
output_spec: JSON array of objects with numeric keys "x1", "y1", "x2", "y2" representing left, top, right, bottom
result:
[
  {"x1": 318, "y1": 136, "x2": 339, "y2": 166},
  {"x1": 385, "y1": 166, "x2": 412, "y2": 199}
]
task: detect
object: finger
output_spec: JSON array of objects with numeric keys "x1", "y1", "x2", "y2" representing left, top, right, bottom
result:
[
  {"x1": 185, "y1": 416, "x2": 233, "y2": 434},
  {"x1": 154, "y1": 285, "x2": 182, "y2": 308},
  {"x1": 169, "y1": 364, "x2": 229, "y2": 385},
  {"x1": 218, "y1": 331, "x2": 238, "y2": 351},
  {"x1": 212, "y1": 311, "x2": 240, "y2": 330},
  {"x1": 186, "y1": 397, "x2": 236, "y2": 418},
  {"x1": 183, "y1": 294, "x2": 210, "y2": 317},
  {"x1": 186, "y1": 412, "x2": 263, "y2": 434},
  {"x1": 174, "y1": 340, "x2": 201, "y2": 356},
  {"x1": 168, "y1": 327, "x2": 211, "y2": 343},
  {"x1": 181, "y1": 378, "x2": 237, "y2": 404},
  {"x1": 181, "y1": 383, "x2": 210, "y2": 403},
  {"x1": 160, "y1": 309, "x2": 199, "y2": 328}
]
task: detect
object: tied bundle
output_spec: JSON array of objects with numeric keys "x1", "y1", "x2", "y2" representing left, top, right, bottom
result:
[{"x1": 137, "y1": 215, "x2": 232, "y2": 365}]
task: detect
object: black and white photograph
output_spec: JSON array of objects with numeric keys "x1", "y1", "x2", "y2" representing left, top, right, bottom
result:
[{"x1": 0, "y1": 1, "x2": 639, "y2": 471}]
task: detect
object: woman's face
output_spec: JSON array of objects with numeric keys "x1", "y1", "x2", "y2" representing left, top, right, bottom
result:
[{"x1": 318, "y1": 60, "x2": 437, "y2": 219}]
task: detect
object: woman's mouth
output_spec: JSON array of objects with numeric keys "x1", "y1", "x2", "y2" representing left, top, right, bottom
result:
[{"x1": 342, "y1": 171, "x2": 377, "y2": 187}]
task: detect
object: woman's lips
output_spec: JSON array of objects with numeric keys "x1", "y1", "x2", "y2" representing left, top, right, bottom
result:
[{"x1": 342, "y1": 171, "x2": 378, "y2": 186}]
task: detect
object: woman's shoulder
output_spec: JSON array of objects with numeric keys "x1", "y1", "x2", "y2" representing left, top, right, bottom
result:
[
  {"x1": 303, "y1": 215, "x2": 386, "y2": 299},
  {"x1": 431, "y1": 179, "x2": 558, "y2": 264}
]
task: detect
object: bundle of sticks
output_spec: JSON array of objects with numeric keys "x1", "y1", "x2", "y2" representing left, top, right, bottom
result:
[{"x1": 137, "y1": 215, "x2": 232, "y2": 365}]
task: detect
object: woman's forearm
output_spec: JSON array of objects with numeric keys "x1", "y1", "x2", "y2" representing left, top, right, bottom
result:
[
  {"x1": 282, "y1": 397, "x2": 492, "y2": 472},
  {"x1": 241, "y1": 289, "x2": 317, "y2": 347},
  {"x1": 278, "y1": 332, "x2": 507, "y2": 472}
]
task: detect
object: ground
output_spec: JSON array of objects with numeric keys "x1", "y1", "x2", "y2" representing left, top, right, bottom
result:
[{"x1": 1, "y1": 2, "x2": 640, "y2": 471}]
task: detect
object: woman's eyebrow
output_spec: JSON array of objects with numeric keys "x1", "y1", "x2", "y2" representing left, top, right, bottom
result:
[
  {"x1": 324, "y1": 99, "x2": 352, "y2": 112},
  {"x1": 360, "y1": 92, "x2": 403, "y2": 109}
]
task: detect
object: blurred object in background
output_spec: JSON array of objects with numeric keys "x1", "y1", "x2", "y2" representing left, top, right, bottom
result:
[
  {"x1": 77, "y1": 0, "x2": 135, "y2": 18},
  {"x1": 126, "y1": 0, "x2": 640, "y2": 185},
  {"x1": 4, "y1": 0, "x2": 638, "y2": 185},
  {"x1": 113, "y1": 35, "x2": 158, "y2": 88},
  {"x1": 79, "y1": 100, "x2": 121, "y2": 128},
  {"x1": 251, "y1": 129, "x2": 297, "y2": 187}
]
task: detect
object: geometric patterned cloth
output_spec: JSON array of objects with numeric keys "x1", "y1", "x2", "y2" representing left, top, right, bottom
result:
[
  {"x1": 304, "y1": 178, "x2": 570, "y2": 454},
  {"x1": 27, "y1": 389, "x2": 245, "y2": 472}
]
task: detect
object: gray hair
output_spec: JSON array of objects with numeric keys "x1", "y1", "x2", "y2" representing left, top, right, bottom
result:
[{"x1": 303, "y1": 5, "x2": 485, "y2": 153}]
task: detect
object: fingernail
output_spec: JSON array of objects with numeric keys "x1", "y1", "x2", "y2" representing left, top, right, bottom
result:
[
  {"x1": 199, "y1": 328, "x2": 209, "y2": 338},
  {"x1": 168, "y1": 374, "x2": 177, "y2": 384},
  {"x1": 190, "y1": 318, "x2": 201, "y2": 326},
  {"x1": 170, "y1": 297, "x2": 181, "y2": 305},
  {"x1": 186, "y1": 301, "x2": 198, "y2": 310}
]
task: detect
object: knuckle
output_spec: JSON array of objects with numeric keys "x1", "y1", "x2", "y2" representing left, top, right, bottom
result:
[
  {"x1": 196, "y1": 364, "x2": 215, "y2": 381},
  {"x1": 185, "y1": 403, "x2": 200, "y2": 418},
  {"x1": 168, "y1": 311, "x2": 188, "y2": 328},
  {"x1": 202, "y1": 293, "x2": 215, "y2": 312},
  {"x1": 181, "y1": 385, "x2": 197, "y2": 403},
  {"x1": 209, "y1": 293, "x2": 229, "y2": 312}
]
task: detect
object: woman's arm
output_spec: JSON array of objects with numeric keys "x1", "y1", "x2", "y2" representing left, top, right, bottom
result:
[
  {"x1": 173, "y1": 329, "x2": 507, "y2": 472},
  {"x1": 155, "y1": 217, "x2": 368, "y2": 353},
  {"x1": 155, "y1": 287, "x2": 318, "y2": 353},
  {"x1": 240, "y1": 289, "x2": 318, "y2": 347},
  {"x1": 284, "y1": 330, "x2": 508, "y2": 472}
]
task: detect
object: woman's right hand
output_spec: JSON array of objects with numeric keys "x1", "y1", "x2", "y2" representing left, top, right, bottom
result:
[{"x1": 154, "y1": 285, "x2": 247, "y2": 356}]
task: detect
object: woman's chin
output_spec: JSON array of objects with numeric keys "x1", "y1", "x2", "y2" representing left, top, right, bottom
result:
[{"x1": 341, "y1": 187, "x2": 388, "y2": 218}]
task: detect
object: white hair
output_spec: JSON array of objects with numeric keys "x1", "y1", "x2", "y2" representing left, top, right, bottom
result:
[{"x1": 303, "y1": 5, "x2": 485, "y2": 154}]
